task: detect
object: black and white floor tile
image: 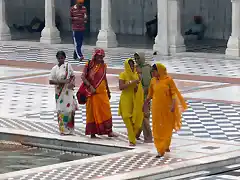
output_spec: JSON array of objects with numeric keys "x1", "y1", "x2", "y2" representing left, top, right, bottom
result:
[
  {"x1": 193, "y1": 163, "x2": 240, "y2": 180},
  {"x1": 0, "y1": 43, "x2": 240, "y2": 77},
  {"x1": 0, "y1": 81, "x2": 239, "y2": 142},
  {"x1": 6, "y1": 152, "x2": 182, "y2": 180}
]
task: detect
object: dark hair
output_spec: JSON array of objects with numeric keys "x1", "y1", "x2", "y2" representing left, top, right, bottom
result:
[
  {"x1": 56, "y1": 51, "x2": 66, "y2": 59},
  {"x1": 134, "y1": 53, "x2": 139, "y2": 57},
  {"x1": 152, "y1": 64, "x2": 157, "y2": 71}
]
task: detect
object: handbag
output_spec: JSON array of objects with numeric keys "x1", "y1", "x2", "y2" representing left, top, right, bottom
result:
[{"x1": 76, "y1": 60, "x2": 91, "y2": 104}]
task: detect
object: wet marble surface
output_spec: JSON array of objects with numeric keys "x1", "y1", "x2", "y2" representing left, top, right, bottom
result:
[
  {"x1": 184, "y1": 85, "x2": 240, "y2": 103},
  {"x1": 0, "y1": 66, "x2": 48, "y2": 79}
]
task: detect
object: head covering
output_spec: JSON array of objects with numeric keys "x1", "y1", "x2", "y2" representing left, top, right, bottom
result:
[
  {"x1": 134, "y1": 52, "x2": 146, "y2": 67},
  {"x1": 76, "y1": 0, "x2": 84, "y2": 4},
  {"x1": 92, "y1": 48, "x2": 105, "y2": 60},
  {"x1": 124, "y1": 58, "x2": 138, "y2": 80},
  {"x1": 155, "y1": 63, "x2": 167, "y2": 79}
]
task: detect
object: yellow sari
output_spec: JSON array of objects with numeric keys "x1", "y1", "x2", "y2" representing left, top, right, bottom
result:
[
  {"x1": 118, "y1": 58, "x2": 144, "y2": 145},
  {"x1": 148, "y1": 63, "x2": 187, "y2": 155}
]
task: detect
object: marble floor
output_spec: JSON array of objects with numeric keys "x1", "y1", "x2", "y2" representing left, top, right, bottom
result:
[{"x1": 0, "y1": 42, "x2": 239, "y2": 179}]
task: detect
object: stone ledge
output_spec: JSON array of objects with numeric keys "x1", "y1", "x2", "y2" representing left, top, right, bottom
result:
[{"x1": 0, "y1": 125, "x2": 239, "y2": 180}]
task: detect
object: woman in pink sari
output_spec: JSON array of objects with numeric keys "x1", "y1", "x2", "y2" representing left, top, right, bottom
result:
[{"x1": 81, "y1": 48, "x2": 117, "y2": 138}]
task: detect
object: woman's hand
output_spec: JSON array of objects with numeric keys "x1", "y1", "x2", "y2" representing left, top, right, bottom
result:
[
  {"x1": 67, "y1": 83, "x2": 75, "y2": 89},
  {"x1": 134, "y1": 85, "x2": 138, "y2": 93},
  {"x1": 142, "y1": 102, "x2": 148, "y2": 113},
  {"x1": 89, "y1": 85, "x2": 96, "y2": 94},
  {"x1": 107, "y1": 91, "x2": 111, "y2": 99},
  {"x1": 143, "y1": 98, "x2": 151, "y2": 112}
]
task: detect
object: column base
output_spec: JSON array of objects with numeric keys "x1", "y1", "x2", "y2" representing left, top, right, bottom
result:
[
  {"x1": 225, "y1": 36, "x2": 240, "y2": 57},
  {"x1": 153, "y1": 35, "x2": 169, "y2": 56},
  {"x1": 96, "y1": 29, "x2": 118, "y2": 48},
  {"x1": 0, "y1": 23, "x2": 11, "y2": 41},
  {"x1": 40, "y1": 27, "x2": 61, "y2": 44},
  {"x1": 169, "y1": 35, "x2": 186, "y2": 54}
]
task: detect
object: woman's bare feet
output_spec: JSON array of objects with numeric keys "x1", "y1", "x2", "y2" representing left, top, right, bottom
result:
[
  {"x1": 91, "y1": 134, "x2": 97, "y2": 138},
  {"x1": 108, "y1": 132, "x2": 118, "y2": 137},
  {"x1": 156, "y1": 152, "x2": 164, "y2": 158},
  {"x1": 129, "y1": 142, "x2": 136, "y2": 147}
]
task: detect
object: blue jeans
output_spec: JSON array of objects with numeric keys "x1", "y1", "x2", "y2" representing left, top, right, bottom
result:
[{"x1": 73, "y1": 31, "x2": 84, "y2": 59}]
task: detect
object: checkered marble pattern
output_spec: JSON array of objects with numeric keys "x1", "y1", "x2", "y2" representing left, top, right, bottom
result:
[
  {"x1": 0, "y1": 118, "x2": 129, "y2": 143},
  {"x1": 0, "y1": 43, "x2": 240, "y2": 77},
  {"x1": 193, "y1": 163, "x2": 240, "y2": 180},
  {"x1": 6, "y1": 152, "x2": 182, "y2": 180},
  {"x1": 0, "y1": 81, "x2": 239, "y2": 142}
]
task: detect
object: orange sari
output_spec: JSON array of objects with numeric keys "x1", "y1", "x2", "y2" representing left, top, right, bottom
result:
[
  {"x1": 84, "y1": 61, "x2": 112, "y2": 135},
  {"x1": 148, "y1": 63, "x2": 187, "y2": 156}
]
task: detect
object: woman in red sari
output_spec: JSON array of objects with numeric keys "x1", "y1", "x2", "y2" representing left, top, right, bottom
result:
[{"x1": 81, "y1": 48, "x2": 116, "y2": 138}]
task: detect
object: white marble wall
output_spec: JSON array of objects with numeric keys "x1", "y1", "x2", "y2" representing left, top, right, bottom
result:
[
  {"x1": 89, "y1": 0, "x2": 101, "y2": 33},
  {"x1": 4, "y1": 0, "x2": 232, "y2": 40},
  {"x1": 181, "y1": 0, "x2": 232, "y2": 40},
  {"x1": 5, "y1": 0, "x2": 71, "y2": 31}
]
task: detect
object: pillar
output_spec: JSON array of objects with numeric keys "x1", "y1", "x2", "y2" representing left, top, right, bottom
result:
[
  {"x1": 40, "y1": 0, "x2": 61, "y2": 44},
  {"x1": 0, "y1": 0, "x2": 11, "y2": 41},
  {"x1": 168, "y1": 0, "x2": 186, "y2": 54},
  {"x1": 153, "y1": 0, "x2": 185, "y2": 55},
  {"x1": 153, "y1": 0, "x2": 169, "y2": 55},
  {"x1": 226, "y1": 0, "x2": 240, "y2": 57},
  {"x1": 96, "y1": 0, "x2": 118, "y2": 48}
]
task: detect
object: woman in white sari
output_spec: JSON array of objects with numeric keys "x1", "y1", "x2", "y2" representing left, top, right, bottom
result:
[{"x1": 49, "y1": 51, "x2": 78, "y2": 135}]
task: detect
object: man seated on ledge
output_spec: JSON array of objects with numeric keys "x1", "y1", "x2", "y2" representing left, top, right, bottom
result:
[
  {"x1": 185, "y1": 16, "x2": 205, "y2": 40},
  {"x1": 146, "y1": 14, "x2": 157, "y2": 39}
]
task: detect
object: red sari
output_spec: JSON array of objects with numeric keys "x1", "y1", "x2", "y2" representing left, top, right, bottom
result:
[{"x1": 84, "y1": 61, "x2": 113, "y2": 135}]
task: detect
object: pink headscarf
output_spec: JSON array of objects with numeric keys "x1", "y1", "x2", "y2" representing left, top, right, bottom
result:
[{"x1": 92, "y1": 48, "x2": 105, "y2": 59}]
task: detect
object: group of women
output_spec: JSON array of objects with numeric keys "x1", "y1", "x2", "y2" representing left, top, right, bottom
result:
[{"x1": 49, "y1": 48, "x2": 187, "y2": 157}]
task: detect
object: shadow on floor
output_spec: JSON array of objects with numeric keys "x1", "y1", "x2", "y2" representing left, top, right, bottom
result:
[{"x1": 10, "y1": 29, "x2": 227, "y2": 54}]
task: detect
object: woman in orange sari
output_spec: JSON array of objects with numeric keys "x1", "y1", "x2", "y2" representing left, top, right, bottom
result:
[
  {"x1": 81, "y1": 48, "x2": 116, "y2": 138},
  {"x1": 143, "y1": 63, "x2": 187, "y2": 157}
]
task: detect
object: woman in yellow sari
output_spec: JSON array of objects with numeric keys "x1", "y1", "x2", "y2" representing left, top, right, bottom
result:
[
  {"x1": 143, "y1": 63, "x2": 187, "y2": 157},
  {"x1": 119, "y1": 58, "x2": 144, "y2": 146},
  {"x1": 81, "y1": 48, "x2": 116, "y2": 138}
]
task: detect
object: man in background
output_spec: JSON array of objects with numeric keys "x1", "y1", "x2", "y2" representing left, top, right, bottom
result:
[
  {"x1": 185, "y1": 16, "x2": 205, "y2": 40},
  {"x1": 70, "y1": 0, "x2": 87, "y2": 61}
]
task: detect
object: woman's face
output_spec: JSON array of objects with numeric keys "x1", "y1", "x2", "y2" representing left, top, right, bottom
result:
[
  {"x1": 151, "y1": 68, "x2": 159, "y2": 77},
  {"x1": 128, "y1": 60, "x2": 135, "y2": 72},
  {"x1": 57, "y1": 55, "x2": 65, "y2": 64},
  {"x1": 95, "y1": 54, "x2": 104, "y2": 63},
  {"x1": 134, "y1": 54, "x2": 141, "y2": 65}
]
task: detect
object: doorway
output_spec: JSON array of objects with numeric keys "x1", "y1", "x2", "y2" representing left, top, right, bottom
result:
[{"x1": 71, "y1": 0, "x2": 91, "y2": 34}]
